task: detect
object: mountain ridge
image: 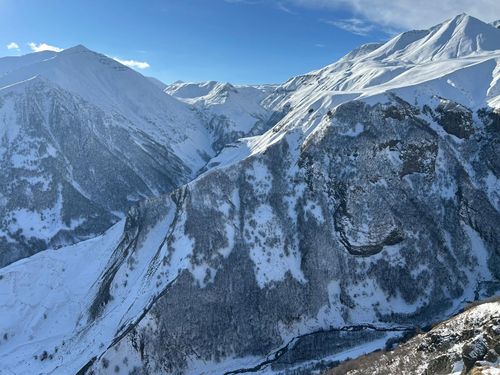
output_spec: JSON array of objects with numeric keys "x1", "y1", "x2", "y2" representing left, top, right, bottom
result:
[
  {"x1": 0, "y1": 46, "x2": 281, "y2": 267},
  {"x1": 0, "y1": 13, "x2": 499, "y2": 375}
]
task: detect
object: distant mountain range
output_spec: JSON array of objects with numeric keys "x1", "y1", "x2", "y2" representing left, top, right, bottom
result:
[{"x1": 0, "y1": 13, "x2": 499, "y2": 375}]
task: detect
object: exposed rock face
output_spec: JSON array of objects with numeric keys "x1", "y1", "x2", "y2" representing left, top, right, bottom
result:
[
  {"x1": 433, "y1": 101, "x2": 475, "y2": 139},
  {"x1": 81, "y1": 97, "x2": 500, "y2": 375},
  {"x1": 325, "y1": 300, "x2": 500, "y2": 375}
]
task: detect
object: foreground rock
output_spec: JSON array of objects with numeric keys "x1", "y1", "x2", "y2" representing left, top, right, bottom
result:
[{"x1": 325, "y1": 299, "x2": 500, "y2": 375}]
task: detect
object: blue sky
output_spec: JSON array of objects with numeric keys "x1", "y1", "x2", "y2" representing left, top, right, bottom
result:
[{"x1": 1, "y1": 0, "x2": 498, "y2": 84}]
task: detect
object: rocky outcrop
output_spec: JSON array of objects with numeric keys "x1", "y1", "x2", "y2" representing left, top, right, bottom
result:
[{"x1": 325, "y1": 299, "x2": 500, "y2": 375}]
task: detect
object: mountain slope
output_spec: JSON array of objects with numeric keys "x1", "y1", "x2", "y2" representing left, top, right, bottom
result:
[
  {"x1": 325, "y1": 299, "x2": 500, "y2": 375},
  {"x1": 0, "y1": 48, "x2": 216, "y2": 267},
  {"x1": 0, "y1": 45, "x2": 215, "y2": 171},
  {"x1": 0, "y1": 48, "x2": 283, "y2": 268},
  {"x1": 1, "y1": 13, "x2": 499, "y2": 375},
  {"x1": 166, "y1": 80, "x2": 281, "y2": 151},
  {"x1": 264, "y1": 14, "x2": 500, "y2": 116}
]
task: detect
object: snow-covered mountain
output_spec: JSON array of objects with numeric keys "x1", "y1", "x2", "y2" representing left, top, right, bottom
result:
[
  {"x1": 1, "y1": 13, "x2": 499, "y2": 375},
  {"x1": 0, "y1": 46, "x2": 213, "y2": 267},
  {"x1": 264, "y1": 13, "x2": 500, "y2": 115},
  {"x1": 166, "y1": 80, "x2": 281, "y2": 152},
  {"x1": 0, "y1": 47, "x2": 279, "y2": 267}
]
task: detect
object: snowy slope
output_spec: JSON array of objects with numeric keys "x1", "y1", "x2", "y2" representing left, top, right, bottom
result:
[
  {"x1": 166, "y1": 81, "x2": 281, "y2": 151},
  {"x1": 0, "y1": 199, "x2": 187, "y2": 375},
  {"x1": 0, "y1": 47, "x2": 284, "y2": 267},
  {"x1": 0, "y1": 50, "x2": 57, "y2": 77},
  {"x1": 146, "y1": 76, "x2": 167, "y2": 91},
  {"x1": 366, "y1": 13, "x2": 499, "y2": 63},
  {"x1": 0, "y1": 45, "x2": 214, "y2": 171},
  {"x1": 0, "y1": 47, "x2": 216, "y2": 267},
  {"x1": 261, "y1": 14, "x2": 500, "y2": 144},
  {"x1": 1, "y1": 13, "x2": 499, "y2": 375}
]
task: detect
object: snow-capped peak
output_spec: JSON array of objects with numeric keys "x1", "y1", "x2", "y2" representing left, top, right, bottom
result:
[
  {"x1": 165, "y1": 80, "x2": 221, "y2": 99},
  {"x1": 337, "y1": 42, "x2": 384, "y2": 63},
  {"x1": 0, "y1": 44, "x2": 180, "y2": 112},
  {"x1": 366, "y1": 13, "x2": 500, "y2": 63},
  {"x1": 0, "y1": 45, "x2": 224, "y2": 198}
]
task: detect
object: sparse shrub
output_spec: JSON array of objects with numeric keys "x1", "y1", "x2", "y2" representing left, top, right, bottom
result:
[{"x1": 102, "y1": 357, "x2": 109, "y2": 368}]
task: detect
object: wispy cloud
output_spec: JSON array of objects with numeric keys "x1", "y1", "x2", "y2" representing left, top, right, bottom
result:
[
  {"x1": 225, "y1": 0, "x2": 298, "y2": 14},
  {"x1": 28, "y1": 42, "x2": 63, "y2": 52},
  {"x1": 224, "y1": 0, "x2": 261, "y2": 4},
  {"x1": 113, "y1": 57, "x2": 150, "y2": 70},
  {"x1": 315, "y1": 43, "x2": 326, "y2": 48},
  {"x1": 6, "y1": 42, "x2": 19, "y2": 51},
  {"x1": 322, "y1": 17, "x2": 374, "y2": 35},
  {"x1": 283, "y1": 0, "x2": 500, "y2": 30},
  {"x1": 224, "y1": 0, "x2": 500, "y2": 29},
  {"x1": 275, "y1": 2, "x2": 296, "y2": 14}
]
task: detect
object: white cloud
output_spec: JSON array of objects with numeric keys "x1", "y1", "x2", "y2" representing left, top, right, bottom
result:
[
  {"x1": 275, "y1": 2, "x2": 297, "y2": 14},
  {"x1": 284, "y1": 0, "x2": 500, "y2": 30},
  {"x1": 223, "y1": 0, "x2": 500, "y2": 29},
  {"x1": 28, "y1": 42, "x2": 63, "y2": 52},
  {"x1": 6, "y1": 42, "x2": 19, "y2": 50},
  {"x1": 322, "y1": 18, "x2": 374, "y2": 35},
  {"x1": 113, "y1": 57, "x2": 150, "y2": 70}
]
